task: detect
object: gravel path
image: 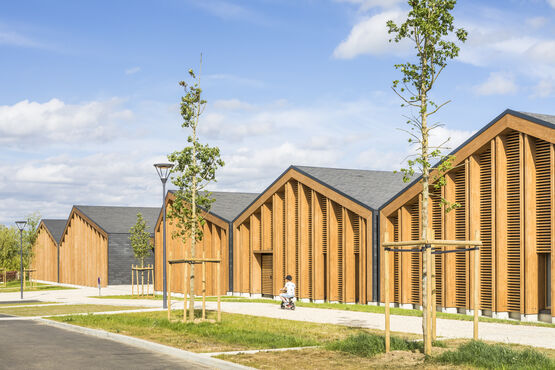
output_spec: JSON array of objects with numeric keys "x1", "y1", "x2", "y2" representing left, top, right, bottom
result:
[{"x1": 2, "y1": 283, "x2": 554, "y2": 349}]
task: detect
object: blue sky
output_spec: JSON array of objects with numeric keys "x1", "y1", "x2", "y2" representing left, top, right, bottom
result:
[{"x1": 1, "y1": 0, "x2": 555, "y2": 224}]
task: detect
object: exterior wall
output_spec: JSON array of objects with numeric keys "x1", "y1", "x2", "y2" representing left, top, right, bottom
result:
[
  {"x1": 154, "y1": 198, "x2": 229, "y2": 296},
  {"x1": 108, "y1": 234, "x2": 155, "y2": 285},
  {"x1": 32, "y1": 225, "x2": 58, "y2": 282},
  {"x1": 381, "y1": 127, "x2": 554, "y2": 318},
  {"x1": 233, "y1": 175, "x2": 372, "y2": 303},
  {"x1": 59, "y1": 211, "x2": 108, "y2": 287}
]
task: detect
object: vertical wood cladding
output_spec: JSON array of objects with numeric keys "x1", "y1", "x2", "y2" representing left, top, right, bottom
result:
[
  {"x1": 234, "y1": 178, "x2": 371, "y2": 303},
  {"x1": 59, "y1": 212, "x2": 108, "y2": 287},
  {"x1": 32, "y1": 226, "x2": 58, "y2": 282},
  {"x1": 383, "y1": 128, "x2": 554, "y2": 316},
  {"x1": 154, "y1": 198, "x2": 229, "y2": 296}
]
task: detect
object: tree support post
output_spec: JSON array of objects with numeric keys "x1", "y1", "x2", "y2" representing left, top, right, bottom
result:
[
  {"x1": 473, "y1": 230, "x2": 479, "y2": 340},
  {"x1": 384, "y1": 232, "x2": 390, "y2": 353}
]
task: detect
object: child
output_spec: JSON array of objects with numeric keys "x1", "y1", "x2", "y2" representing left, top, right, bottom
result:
[{"x1": 279, "y1": 275, "x2": 295, "y2": 304}]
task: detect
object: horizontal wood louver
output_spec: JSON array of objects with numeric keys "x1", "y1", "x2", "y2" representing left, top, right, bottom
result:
[
  {"x1": 335, "y1": 202, "x2": 344, "y2": 302},
  {"x1": 506, "y1": 131, "x2": 522, "y2": 312},
  {"x1": 261, "y1": 254, "x2": 273, "y2": 296},
  {"x1": 306, "y1": 187, "x2": 313, "y2": 297},
  {"x1": 353, "y1": 214, "x2": 360, "y2": 254},
  {"x1": 535, "y1": 139, "x2": 551, "y2": 254},
  {"x1": 430, "y1": 188, "x2": 443, "y2": 306},
  {"x1": 454, "y1": 168, "x2": 467, "y2": 308},
  {"x1": 390, "y1": 215, "x2": 401, "y2": 303},
  {"x1": 409, "y1": 202, "x2": 421, "y2": 305},
  {"x1": 321, "y1": 194, "x2": 328, "y2": 254},
  {"x1": 279, "y1": 191, "x2": 286, "y2": 280},
  {"x1": 293, "y1": 181, "x2": 300, "y2": 286},
  {"x1": 479, "y1": 147, "x2": 494, "y2": 309}
]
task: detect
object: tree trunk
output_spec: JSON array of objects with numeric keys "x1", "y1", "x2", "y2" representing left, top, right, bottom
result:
[
  {"x1": 421, "y1": 88, "x2": 431, "y2": 355},
  {"x1": 189, "y1": 140, "x2": 197, "y2": 322}
]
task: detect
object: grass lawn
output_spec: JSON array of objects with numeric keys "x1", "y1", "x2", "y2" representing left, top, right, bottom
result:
[
  {"x1": 93, "y1": 294, "x2": 555, "y2": 329},
  {"x1": 0, "y1": 301, "x2": 54, "y2": 306},
  {"x1": 219, "y1": 337, "x2": 555, "y2": 369},
  {"x1": 0, "y1": 304, "x2": 146, "y2": 317},
  {"x1": 49, "y1": 309, "x2": 418, "y2": 353},
  {"x1": 0, "y1": 280, "x2": 75, "y2": 293},
  {"x1": 92, "y1": 294, "x2": 183, "y2": 301}
]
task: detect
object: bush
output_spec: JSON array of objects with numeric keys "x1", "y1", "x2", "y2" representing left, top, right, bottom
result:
[
  {"x1": 325, "y1": 332, "x2": 422, "y2": 358},
  {"x1": 434, "y1": 341, "x2": 555, "y2": 369}
]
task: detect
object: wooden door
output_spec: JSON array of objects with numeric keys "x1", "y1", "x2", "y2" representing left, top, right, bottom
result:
[{"x1": 262, "y1": 254, "x2": 273, "y2": 297}]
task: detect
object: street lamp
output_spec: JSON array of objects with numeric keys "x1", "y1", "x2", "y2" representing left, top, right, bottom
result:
[
  {"x1": 154, "y1": 163, "x2": 174, "y2": 309},
  {"x1": 15, "y1": 220, "x2": 27, "y2": 300}
]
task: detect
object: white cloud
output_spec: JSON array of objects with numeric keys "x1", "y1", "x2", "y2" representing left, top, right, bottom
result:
[
  {"x1": 212, "y1": 99, "x2": 253, "y2": 111},
  {"x1": 0, "y1": 30, "x2": 40, "y2": 48},
  {"x1": 526, "y1": 16, "x2": 548, "y2": 28},
  {"x1": 0, "y1": 98, "x2": 133, "y2": 147},
  {"x1": 475, "y1": 72, "x2": 518, "y2": 96},
  {"x1": 333, "y1": 9, "x2": 409, "y2": 59},
  {"x1": 334, "y1": 0, "x2": 405, "y2": 11},
  {"x1": 125, "y1": 66, "x2": 141, "y2": 75},
  {"x1": 548, "y1": 0, "x2": 555, "y2": 9},
  {"x1": 532, "y1": 79, "x2": 555, "y2": 98},
  {"x1": 528, "y1": 40, "x2": 555, "y2": 63}
]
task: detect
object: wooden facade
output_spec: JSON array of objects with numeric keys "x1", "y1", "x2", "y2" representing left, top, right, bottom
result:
[
  {"x1": 59, "y1": 208, "x2": 109, "y2": 287},
  {"x1": 154, "y1": 192, "x2": 230, "y2": 296},
  {"x1": 380, "y1": 111, "x2": 555, "y2": 320},
  {"x1": 32, "y1": 220, "x2": 63, "y2": 283},
  {"x1": 233, "y1": 168, "x2": 374, "y2": 303}
]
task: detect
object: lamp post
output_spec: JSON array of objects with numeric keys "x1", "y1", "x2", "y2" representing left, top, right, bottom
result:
[
  {"x1": 154, "y1": 163, "x2": 174, "y2": 309},
  {"x1": 15, "y1": 220, "x2": 27, "y2": 300}
]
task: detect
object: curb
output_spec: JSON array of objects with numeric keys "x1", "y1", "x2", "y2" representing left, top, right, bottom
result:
[{"x1": 35, "y1": 318, "x2": 252, "y2": 370}]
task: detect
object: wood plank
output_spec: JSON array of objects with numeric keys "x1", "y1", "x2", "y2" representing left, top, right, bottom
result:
[
  {"x1": 495, "y1": 135, "x2": 508, "y2": 312},
  {"x1": 524, "y1": 135, "x2": 538, "y2": 314}
]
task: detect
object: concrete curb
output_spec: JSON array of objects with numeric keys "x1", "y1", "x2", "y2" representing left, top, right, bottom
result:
[{"x1": 35, "y1": 318, "x2": 252, "y2": 370}]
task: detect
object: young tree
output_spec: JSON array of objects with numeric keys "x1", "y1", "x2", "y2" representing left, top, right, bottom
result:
[
  {"x1": 387, "y1": 0, "x2": 467, "y2": 355},
  {"x1": 23, "y1": 212, "x2": 41, "y2": 268},
  {"x1": 168, "y1": 55, "x2": 224, "y2": 321},
  {"x1": 129, "y1": 213, "x2": 152, "y2": 267}
]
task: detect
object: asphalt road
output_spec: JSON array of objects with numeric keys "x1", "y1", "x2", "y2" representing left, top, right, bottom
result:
[{"x1": 0, "y1": 320, "x2": 206, "y2": 369}]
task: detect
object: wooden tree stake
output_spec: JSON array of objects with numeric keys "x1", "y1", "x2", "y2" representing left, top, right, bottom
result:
[
  {"x1": 384, "y1": 231, "x2": 390, "y2": 353},
  {"x1": 183, "y1": 262, "x2": 189, "y2": 323},
  {"x1": 473, "y1": 230, "x2": 479, "y2": 340}
]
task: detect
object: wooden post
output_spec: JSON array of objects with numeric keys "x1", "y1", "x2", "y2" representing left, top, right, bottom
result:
[
  {"x1": 183, "y1": 262, "x2": 189, "y2": 323},
  {"x1": 384, "y1": 232, "x2": 390, "y2": 353},
  {"x1": 168, "y1": 263, "x2": 172, "y2": 320},
  {"x1": 431, "y1": 253, "x2": 437, "y2": 341},
  {"x1": 202, "y1": 262, "x2": 206, "y2": 320},
  {"x1": 132, "y1": 265, "x2": 134, "y2": 296},
  {"x1": 425, "y1": 244, "x2": 432, "y2": 354},
  {"x1": 141, "y1": 270, "x2": 144, "y2": 297},
  {"x1": 473, "y1": 230, "x2": 479, "y2": 340},
  {"x1": 217, "y1": 250, "x2": 221, "y2": 322}
]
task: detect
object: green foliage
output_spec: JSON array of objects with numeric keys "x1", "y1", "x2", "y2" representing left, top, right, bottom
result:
[
  {"x1": 388, "y1": 0, "x2": 467, "y2": 210},
  {"x1": 167, "y1": 64, "x2": 224, "y2": 245},
  {"x1": 129, "y1": 213, "x2": 152, "y2": 267},
  {"x1": 434, "y1": 340, "x2": 555, "y2": 369},
  {"x1": 326, "y1": 332, "x2": 423, "y2": 357},
  {"x1": 0, "y1": 212, "x2": 41, "y2": 270}
]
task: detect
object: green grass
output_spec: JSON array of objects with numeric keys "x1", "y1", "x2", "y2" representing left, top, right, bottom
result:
[
  {"x1": 0, "y1": 304, "x2": 146, "y2": 316},
  {"x1": 91, "y1": 294, "x2": 183, "y2": 300},
  {"x1": 49, "y1": 309, "x2": 398, "y2": 353},
  {"x1": 0, "y1": 280, "x2": 74, "y2": 293},
  {"x1": 434, "y1": 340, "x2": 555, "y2": 369},
  {"x1": 326, "y1": 332, "x2": 422, "y2": 358},
  {"x1": 0, "y1": 301, "x2": 54, "y2": 306}
]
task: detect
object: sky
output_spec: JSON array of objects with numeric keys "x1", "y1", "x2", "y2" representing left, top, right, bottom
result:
[{"x1": 1, "y1": 0, "x2": 555, "y2": 225}]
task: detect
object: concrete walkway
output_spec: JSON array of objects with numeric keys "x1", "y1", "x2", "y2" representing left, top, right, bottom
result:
[{"x1": 2, "y1": 284, "x2": 554, "y2": 350}]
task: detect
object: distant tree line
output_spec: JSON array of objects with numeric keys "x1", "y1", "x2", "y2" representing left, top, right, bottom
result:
[{"x1": 0, "y1": 212, "x2": 40, "y2": 271}]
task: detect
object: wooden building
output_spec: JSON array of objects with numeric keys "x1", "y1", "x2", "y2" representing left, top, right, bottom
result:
[
  {"x1": 58, "y1": 205, "x2": 159, "y2": 287},
  {"x1": 232, "y1": 166, "x2": 409, "y2": 303},
  {"x1": 380, "y1": 110, "x2": 554, "y2": 322},
  {"x1": 32, "y1": 219, "x2": 66, "y2": 283},
  {"x1": 154, "y1": 191, "x2": 258, "y2": 296}
]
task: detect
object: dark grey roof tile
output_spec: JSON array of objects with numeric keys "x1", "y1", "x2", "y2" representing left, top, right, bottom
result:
[
  {"x1": 42, "y1": 219, "x2": 67, "y2": 244},
  {"x1": 75, "y1": 206, "x2": 160, "y2": 234}
]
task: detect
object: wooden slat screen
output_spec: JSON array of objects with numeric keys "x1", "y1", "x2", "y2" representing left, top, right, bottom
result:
[
  {"x1": 293, "y1": 181, "x2": 300, "y2": 285},
  {"x1": 306, "y1": 187, "x2": 313, "y2": 297},
  {"x1": 319, "y1": 193, "x2": 328, "y2": 254},
  {"x1": 261, "y1": 254, "x2": 273, "y2": 296},
  {"x1": 409, "y1": 202, "x2": 421, "y2": 305},
  {"x1": 390, "y1": 215, "x2": 401, "y2": 303},
  {"x1": 278, "y1": 191, "x2": 286, "y2": 280},
  {"x1": 536, "y1": 139, "x2": 551, "y2": 254},
  {"x1": 454, "y1": 168, "x2": 467, "y2": 308},
  {"x1": 335, "y1": 202, "x2": 344, "y2": 302},
  {"x1": 506, "y1": 131, "x2": 521, "y2": 312},
  {"x1": 480, "y1": 147, "x2": 494, "y2": 309},
  {"x1": 353, "y1": 213, "x2": 360, "y2": 254},
  {"x1": 430, "y1": 187, "x2": 443, "y2": 306}
]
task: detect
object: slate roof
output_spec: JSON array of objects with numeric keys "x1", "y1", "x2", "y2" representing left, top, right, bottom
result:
[
  {"x1": 74, "y1": 206, "x2": 160, "y2": 235},
  {"x1": 41, "y1": 219, "x2": 67, "y2": 244},
  {"x1": 516, "y1": 111, "x2": 555, "y2": 127},
  {"x1": 293, "y1": 165, "x2": 412, "y2": 210},
  {"x1": 169, "y1": 190, "x2": 259, "y2": 222}
]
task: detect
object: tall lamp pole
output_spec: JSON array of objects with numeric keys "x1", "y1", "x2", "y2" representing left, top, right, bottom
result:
[
  {"x1": 154, "y1": 163, "x2": 174, "y2": 309},
  {"x1": 15, "y1": 221, "x2": 27, "y2": 300}
]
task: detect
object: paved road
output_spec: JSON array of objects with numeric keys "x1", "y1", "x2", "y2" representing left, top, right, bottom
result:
[{"x1": 0, "y1": 320, "x2": 205, "y2": 369}]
